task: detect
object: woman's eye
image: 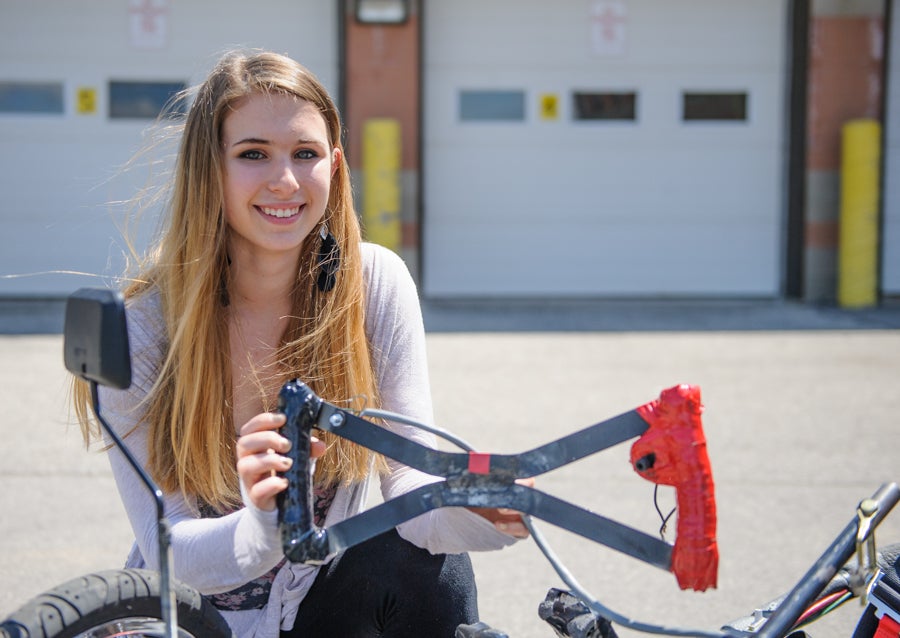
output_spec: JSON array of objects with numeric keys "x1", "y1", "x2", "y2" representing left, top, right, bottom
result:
[
  {"x1": 296, "y1": 149, "x2": 317, "y2": 160},
  {"x1": 239, "y1": 150, "x2": 266, "y2": 160}
]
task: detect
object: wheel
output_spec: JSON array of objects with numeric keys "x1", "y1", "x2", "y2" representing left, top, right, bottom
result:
[{"x1": 0, "y1": 568, "x2": 232, "y2": 637}]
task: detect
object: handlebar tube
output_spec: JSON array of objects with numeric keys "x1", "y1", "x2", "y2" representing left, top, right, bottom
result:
[{"x1": 749, "y1": 482, "x2": 900, "y2": 638}]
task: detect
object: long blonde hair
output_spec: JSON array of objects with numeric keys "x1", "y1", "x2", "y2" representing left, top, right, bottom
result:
[{"x1": 74, "y1": 50, "x2": 379, "y2": 511}]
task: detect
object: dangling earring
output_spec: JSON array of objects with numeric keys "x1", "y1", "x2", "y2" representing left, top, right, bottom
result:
[
  {"x1": 316, "y1": 223, "x2": 340, "y2": 292},
  {"x1": 219, "y1": 253, "x2": 232, "y2": 307}
]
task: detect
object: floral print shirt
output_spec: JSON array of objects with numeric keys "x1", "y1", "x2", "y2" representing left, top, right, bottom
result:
[{"x1": 201, "y1": 482, "x2": 337, "y2": 612}]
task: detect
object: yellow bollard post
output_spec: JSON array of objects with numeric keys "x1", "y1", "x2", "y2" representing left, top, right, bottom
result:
[
  {"x1": 838, "y1": 119, "x2": 881, "y2": 308},
  {"x1": 362, "y1": 118, "x2": 401, "y2": 253}
]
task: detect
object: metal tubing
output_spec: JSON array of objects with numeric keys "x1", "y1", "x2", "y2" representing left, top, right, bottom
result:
[
  {"x1": 754, "y1": 482, "x2": 900, "y2": 638},
  {"x1": 316, "y1": 403, "x2": 649, "y2": 480},
  {"x1": 91, "y1": 381, "x2": 177, "y2": 638}
]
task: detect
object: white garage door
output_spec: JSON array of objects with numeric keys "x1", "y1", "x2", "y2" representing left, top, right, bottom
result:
[
  {"x1": 883, "y1": 3, "x2": 900, "y2": 295},
  {"x1": 423, "y1": 0, "x2": 787, "y2": 297},
  {"x1": 0, "y1": 1, "x2": 337, "y2": 296}
]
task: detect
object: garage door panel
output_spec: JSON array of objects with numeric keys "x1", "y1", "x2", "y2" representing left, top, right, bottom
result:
[
  {"x1": 426, "y1": 0, "x2": 785, "y2": 69},
  {"x1": 3, "y1": 141, "x2": 137, "y2": 222},
  {"x1": 424, "y1": 0, "x2": 787, "y2": 297},
  {"x1": 0, "y1": 220, "x2": 132, "y2": 295},
  {"x1": 428, "y1": 145, "x2": 781, "y2": 226},
  {"x1": 423, "y1": 4, "x2": 597, "y2": 68},
  {"x1": 1, "y1": 138, "x2": 157, "y2": 295},
  {"x1": 428, "y1": 69, "x2": 783, "y2": 148},
  {"x1": 425, "y1": 219, "x2": 777, "y2": 296},
  {"x1": 628, "y1": 0, "x2": 785, "y2": 68}
]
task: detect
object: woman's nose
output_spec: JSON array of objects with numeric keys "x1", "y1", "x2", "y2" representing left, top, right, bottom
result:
[{"x1": 269, "y1": 160, "x2": 300, "y2": 193}]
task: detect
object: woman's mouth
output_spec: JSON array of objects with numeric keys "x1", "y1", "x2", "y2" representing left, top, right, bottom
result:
[{"x1": 258, "y1": 205, "x2": 301, "y2": 219}]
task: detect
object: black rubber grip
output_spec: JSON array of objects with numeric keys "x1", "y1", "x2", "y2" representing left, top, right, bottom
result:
[{"x1": 276, "y1": 379, "x2": 330, "y2": 563}]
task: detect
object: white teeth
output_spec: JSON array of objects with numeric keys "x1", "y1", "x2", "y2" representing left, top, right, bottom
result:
[{"x1": 260, "y1": 206, "x2": 299, "y2": 218}]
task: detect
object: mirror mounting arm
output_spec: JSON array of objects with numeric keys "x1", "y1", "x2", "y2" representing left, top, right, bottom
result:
[{"x1": 89, "y1": 381, "x2": 178, "y2": 638}]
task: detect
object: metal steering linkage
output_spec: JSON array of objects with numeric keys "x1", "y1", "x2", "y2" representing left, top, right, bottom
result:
[{"x1": 276, "y1": 381, "x2": 718, "y2": 593}]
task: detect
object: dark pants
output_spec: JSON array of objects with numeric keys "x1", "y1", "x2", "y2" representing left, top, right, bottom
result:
[{"x1": 281, "y1": 529, "x2": 479, "y2": 638}]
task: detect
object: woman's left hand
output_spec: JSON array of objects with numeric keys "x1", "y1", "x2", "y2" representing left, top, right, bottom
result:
[{"x1": 468, "y1": 477, "x2": 535, "y2": 539}]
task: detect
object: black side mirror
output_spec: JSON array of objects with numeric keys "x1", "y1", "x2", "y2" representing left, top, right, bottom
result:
[{"x1": 64, "y1": 288, "x2": 132, "y2": 390}]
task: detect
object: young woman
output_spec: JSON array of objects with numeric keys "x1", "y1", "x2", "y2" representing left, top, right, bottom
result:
[{"x1": 73, "y1": 50, "x2": 527, "y2": 637}]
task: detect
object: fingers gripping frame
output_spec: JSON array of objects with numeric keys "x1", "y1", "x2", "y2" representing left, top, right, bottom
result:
[{"x1": 276, "y1": 380, "x2": 718, "y2": 591}]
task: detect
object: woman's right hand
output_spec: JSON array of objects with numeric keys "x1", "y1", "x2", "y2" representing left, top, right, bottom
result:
[{"x1": 236, "y1": 412, "x2": 325, "y2": 512}]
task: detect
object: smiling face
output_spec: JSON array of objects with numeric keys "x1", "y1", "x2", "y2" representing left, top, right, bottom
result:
[{"x1": 221, "y1": 92, "x2": 340, "y2": 264}]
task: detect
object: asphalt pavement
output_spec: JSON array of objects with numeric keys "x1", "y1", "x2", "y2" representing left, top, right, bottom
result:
[{"x1": 1, "y1": 298, "x2": 899, "y2": 638}]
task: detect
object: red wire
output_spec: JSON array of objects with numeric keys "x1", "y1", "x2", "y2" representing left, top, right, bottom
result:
[{"x1": 794, "y1": 589, "x2": 850, "y2": 627}]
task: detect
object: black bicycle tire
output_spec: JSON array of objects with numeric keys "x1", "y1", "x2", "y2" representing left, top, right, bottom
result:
[{"x1": 0, "y1": 568, "x2": 233, "y2": 638}]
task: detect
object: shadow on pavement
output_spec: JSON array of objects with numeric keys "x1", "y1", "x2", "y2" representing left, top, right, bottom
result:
[
  {"x1": 422, "y1": 297, "x2": 900, "y2": 332},
  {"x1": 2, "y1": 297, "x2": 900, "y2": 335}
]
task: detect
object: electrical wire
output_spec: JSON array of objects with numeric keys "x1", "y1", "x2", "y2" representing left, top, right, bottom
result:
[
  {"x1": 793, "y1": 589, "x2": 853, "y2": 629},
  {"x1": 653, "y1": 484, "x2": 677, "y2": 539},
  {"x1": 360, "y1": 408, "x2": 478, "y2": 452}
]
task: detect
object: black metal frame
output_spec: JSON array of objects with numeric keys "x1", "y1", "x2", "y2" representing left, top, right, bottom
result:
[
  {"x1": 276, "y1": 379, "x2": 675, "y2": 568},
  {"x1": 276, "y1": 378, "x2": 900, "y2": 638}
]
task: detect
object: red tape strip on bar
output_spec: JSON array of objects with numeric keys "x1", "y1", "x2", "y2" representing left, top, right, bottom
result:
[
  {"x1": 468, "y1": 452, "x2": 491, "y2": 475},
  {"x1": 874, "y1": 614, "x2": 900, "y2": 638},
  {"x1": 631, "y1": 384, "x2": 718, "y2": 592}
]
